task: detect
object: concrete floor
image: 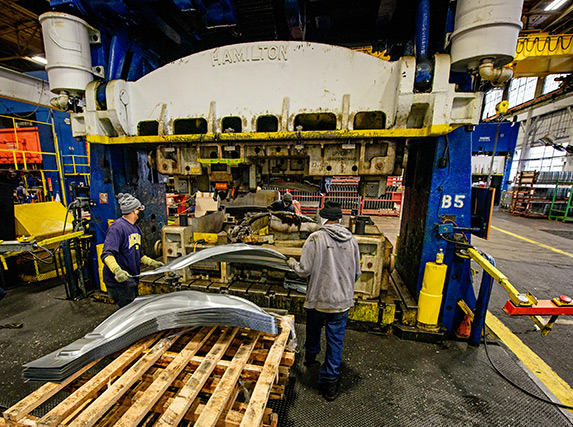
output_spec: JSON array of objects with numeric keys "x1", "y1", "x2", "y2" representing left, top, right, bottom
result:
[
  {"x1": 0, "y1": 209, "x2": 572, "y2": 425},
  {"x1": 474, "y1": 211, "x2": 573, "y2": 389}
]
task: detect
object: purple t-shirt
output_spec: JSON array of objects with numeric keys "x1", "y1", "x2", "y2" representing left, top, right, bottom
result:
[{"x1": 101, "y1": 217, "x2": 143, "y2": 288}]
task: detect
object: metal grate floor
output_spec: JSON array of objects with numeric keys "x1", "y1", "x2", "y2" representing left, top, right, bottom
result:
[{"x1": 268, "y1": 323, "x2": 573, "y2": 427}]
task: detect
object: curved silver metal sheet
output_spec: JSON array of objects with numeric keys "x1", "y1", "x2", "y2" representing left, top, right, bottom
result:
[{"x1": 138, "y1": 243, "x2": 288, "y2": 277}]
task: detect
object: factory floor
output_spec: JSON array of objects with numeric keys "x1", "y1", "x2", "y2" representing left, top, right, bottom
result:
[{"x1": 1, "y1": 210, "x2": 572, "y2": 426}]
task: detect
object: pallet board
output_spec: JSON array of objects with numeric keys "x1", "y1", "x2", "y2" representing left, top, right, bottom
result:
[{"x1": 1, "y1": 317, "x2": 294, "y2": 427}]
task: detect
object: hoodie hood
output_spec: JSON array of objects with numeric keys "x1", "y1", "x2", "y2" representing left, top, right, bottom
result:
[{"x1": 320, "y1": 223, "x2": 353, "y2": 242}]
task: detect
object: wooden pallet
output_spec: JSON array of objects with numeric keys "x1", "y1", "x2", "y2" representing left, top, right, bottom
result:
[{"x1": 1, "y1": 316, "x2": 294, "y2": 427}]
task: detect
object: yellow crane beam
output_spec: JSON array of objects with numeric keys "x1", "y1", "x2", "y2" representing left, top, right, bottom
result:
[{"x1": 510, "y1": 33, "x2": 573, "y2": 78}]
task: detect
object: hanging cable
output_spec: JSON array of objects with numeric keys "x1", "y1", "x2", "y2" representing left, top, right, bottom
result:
[{"x1": 87, "y1": 203, "x2": 107, "y2": 236}]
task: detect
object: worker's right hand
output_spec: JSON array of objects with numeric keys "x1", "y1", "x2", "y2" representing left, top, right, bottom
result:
[{"x1": 113, "y1": 267, "x2": 131, "y2": 283}]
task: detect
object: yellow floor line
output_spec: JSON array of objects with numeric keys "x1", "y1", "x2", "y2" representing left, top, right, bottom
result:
[
  {"x1": 491, "y1": 226, "x2": 573, "y2": 259},
  {"x1": 486, "y1": 311, "x2": 573, "y2": 412}
]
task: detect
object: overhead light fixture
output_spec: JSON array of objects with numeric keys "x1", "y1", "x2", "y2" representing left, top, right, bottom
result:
[
  {"x1": 27, "y1": 55, "x2": 47, "y2": 65},
  {"x1": 545, "y1": 0, "x2": 568, "y2": 11},
  {"x1": 539, "y1": 134, "x2": 556, "y2": 146}
]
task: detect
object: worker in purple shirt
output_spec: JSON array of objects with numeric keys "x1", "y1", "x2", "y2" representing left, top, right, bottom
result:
[{"x1": 101, "y1": 193, "x2": 163, "y2": 308}]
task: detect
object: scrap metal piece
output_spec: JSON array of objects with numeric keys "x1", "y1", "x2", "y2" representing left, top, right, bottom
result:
[
  {"x1": 22, "y1": 291, "x2": 280, "y2": 382},
  {"x1": 138, "y1": 243, "x2": 289, "y2": 277}
]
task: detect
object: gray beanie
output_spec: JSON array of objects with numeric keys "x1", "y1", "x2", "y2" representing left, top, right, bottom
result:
[
  {"x1": 283, "y1": 192, "x2": 293, "y2": 202},
  {"x1": 117, "y1": 193, "x2": 144, "y2": 214}
]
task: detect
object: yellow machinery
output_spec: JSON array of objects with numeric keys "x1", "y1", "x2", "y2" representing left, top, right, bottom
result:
[
  {"x1": 1, "y1": 201, "x2": 89, "y2": 299},
  {"x1": 4, "y1": 202, "x2": 74, "y2": 282}
]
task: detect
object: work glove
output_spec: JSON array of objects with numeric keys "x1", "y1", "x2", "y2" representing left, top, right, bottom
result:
[
  {"x1": 150, "y1": 260, "x2": 164, "y2": 269},
  {"x1": 288, "y1": 257, "x2": 298, "y2": 270},
  {"x1": 141, "y1": 255, "x2": 163, "y2": 268},
  {"x1": 113, "y1": 267, "x2": 131, "y2": 283}
]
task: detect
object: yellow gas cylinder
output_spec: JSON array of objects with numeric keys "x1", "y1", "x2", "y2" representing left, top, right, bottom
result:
[{"x1": 417, "y1": 249, "x2": 448, "y2": 331}]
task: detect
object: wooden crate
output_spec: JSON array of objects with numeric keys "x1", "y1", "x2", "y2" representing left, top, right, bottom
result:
[{"x1": 1, "y1": 317, "x2": 295, "y2": 427}]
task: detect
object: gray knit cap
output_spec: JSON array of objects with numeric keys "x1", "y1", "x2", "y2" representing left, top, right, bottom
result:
[
  {"x1": 117, "y1": 193, "x2": 144, "y2": 214},
  {"x1": 283, "y1": 192, "x2": 293, "y2": 202}
]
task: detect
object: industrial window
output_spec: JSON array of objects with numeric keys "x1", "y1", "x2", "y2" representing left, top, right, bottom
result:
[
  {"x1": 137, "y1": 120, "x2": 159, "y2": 136},
  {"x1": 542, "y1": 74, "x2": 569, "y2": 94},
  {"x1": 508, "y1": 108, "x2": 572, "y2": 182},
  {"x1": 507, "y1": 77, "x2": 538, "y2": 108},
  {"x1": 174, "y1": 118, "x2": 207, "y2": 134},
  {"x1": 354, "y1": 111, "x2": 386, "y2": 129},
  {"x1": 256, "y1": 116, "x2": 279, "y2": 132},
  {"x1": 294, "y1": 113, "x2": 337, "y2": 131},
  {"x1": 222, "y1": 116, "x2": 242, "y2": 133},
  {"x1": 481, "y1": 89, "x2": 503, "y2": 120}
]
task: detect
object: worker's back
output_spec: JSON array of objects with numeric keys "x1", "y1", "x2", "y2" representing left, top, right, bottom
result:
[{"x1": 301, "y1": 224, "x2": 360, "y2": 311}]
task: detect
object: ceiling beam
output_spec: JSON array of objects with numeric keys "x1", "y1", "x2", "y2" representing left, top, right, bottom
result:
[
  {"x1": 0, "y1": 31, "x2": 44, "y2": 52},
  {"x1": 543, "y1": 4, "x2": 573, "y2": 32},
  {"x1": 0, "y1": 0, "x2": 40, "y2": 21}
]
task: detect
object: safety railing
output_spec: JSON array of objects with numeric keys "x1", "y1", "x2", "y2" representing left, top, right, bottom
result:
[
  {"x1": 264, "y1": 175, "x2": 403, "y2": 217},
  {"x1": 61, "y1": 154, "x2": 90, "y2": 176},
  {"x1": 0, "y1": 113, "x2": 88, "y2": 206}
]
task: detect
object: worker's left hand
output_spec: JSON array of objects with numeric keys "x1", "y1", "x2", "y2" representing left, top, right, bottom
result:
[
  {"x1": 150, "y1": 260, "x2": 164, "y2": 268},
  {"x1": 287, "y1": 257, "x2": 298, "y2": 269}
]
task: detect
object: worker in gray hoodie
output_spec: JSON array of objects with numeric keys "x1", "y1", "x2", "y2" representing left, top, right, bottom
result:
[{"x1": 288, "y1": 200, "x2": 361, "y2": 401}]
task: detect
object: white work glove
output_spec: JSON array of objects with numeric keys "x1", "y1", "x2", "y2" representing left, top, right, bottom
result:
[{"x1": 288, "y1": 257, "x2": 298, "y2": 270}]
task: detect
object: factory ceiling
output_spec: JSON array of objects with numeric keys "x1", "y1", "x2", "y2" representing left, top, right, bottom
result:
[{"x1": 0, "y1": 0, "x2": 572, "y2": 75}]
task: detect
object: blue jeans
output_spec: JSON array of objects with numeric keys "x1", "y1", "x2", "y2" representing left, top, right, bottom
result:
[
  {"x1": 106, "y1": 285, "x2": 138, "y2": 308},
  {"x1": 305, "y1": 308, "x2": 349, "y2": 381}
]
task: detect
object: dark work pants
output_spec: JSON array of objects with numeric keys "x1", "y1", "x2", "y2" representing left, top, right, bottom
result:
[
  {"x1": 106, "y1": 285, "x2": 138, "y2": 308},
  {"x1": 305, "y1": 308, "x2": 349, "y2": 382}
]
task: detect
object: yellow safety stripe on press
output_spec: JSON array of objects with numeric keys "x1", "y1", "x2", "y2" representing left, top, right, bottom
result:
[
  {"x1": 85, "y1": 125, "x2": 459, "y2": 145},
  {"x1": 491, "y1": 226, "x2": 573, "y2": 259},
  {"x1": 485, "y1": 311, "x2": 573, "y2": 412}
]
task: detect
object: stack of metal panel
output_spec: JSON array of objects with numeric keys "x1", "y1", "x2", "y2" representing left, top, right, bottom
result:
[{"x1": 22, "y1": 291, "x2": 278, "y2": 382}]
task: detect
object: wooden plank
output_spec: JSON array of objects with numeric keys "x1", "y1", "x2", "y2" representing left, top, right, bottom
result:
[
  {"x1": 155, "y1": 353, "x2": 292, "y2": 381},
  {"x1": 67, "y1": 332, "x2": 182, "y2": 427},
  {"x1": 3, "y1": 324, "x2": 290, "y2": 427},
  {"x1": 239, "y1": 320, "x2": 291, "y2": 427},
  {"x1": 195, "y1": 330, "x2": 260, "y2": 427},
  {"x1": 155, "y1": 327, "x2": 239, "y2": 427},
  {"x1": 114, "y1": 326, "x2": 216, "y2": 427},
  {"x1": 37, "y1": 335, "x2": 160, "y2": 427},
  {"x1": 3, "y1": 360, "x2": 99, "y2": 423},
  {"x1": 249, "y1": 349, "x2": 295, "y2": 366},
  {"x1": 3, "y1": 414, "x2": 40, "y2": 427}
]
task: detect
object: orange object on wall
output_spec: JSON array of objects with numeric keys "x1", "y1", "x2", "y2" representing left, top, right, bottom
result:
[{"x1": 0, "y1": 127, "x2": 43, "y2": 164}]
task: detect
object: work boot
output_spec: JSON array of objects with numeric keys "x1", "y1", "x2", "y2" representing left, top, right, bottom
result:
[
  {"x1": 321, "y1": 376, "x2": 340, "y2": 401},
  {"x1": 304, "y1": 352, "x2": 320, "y2": 367}
]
